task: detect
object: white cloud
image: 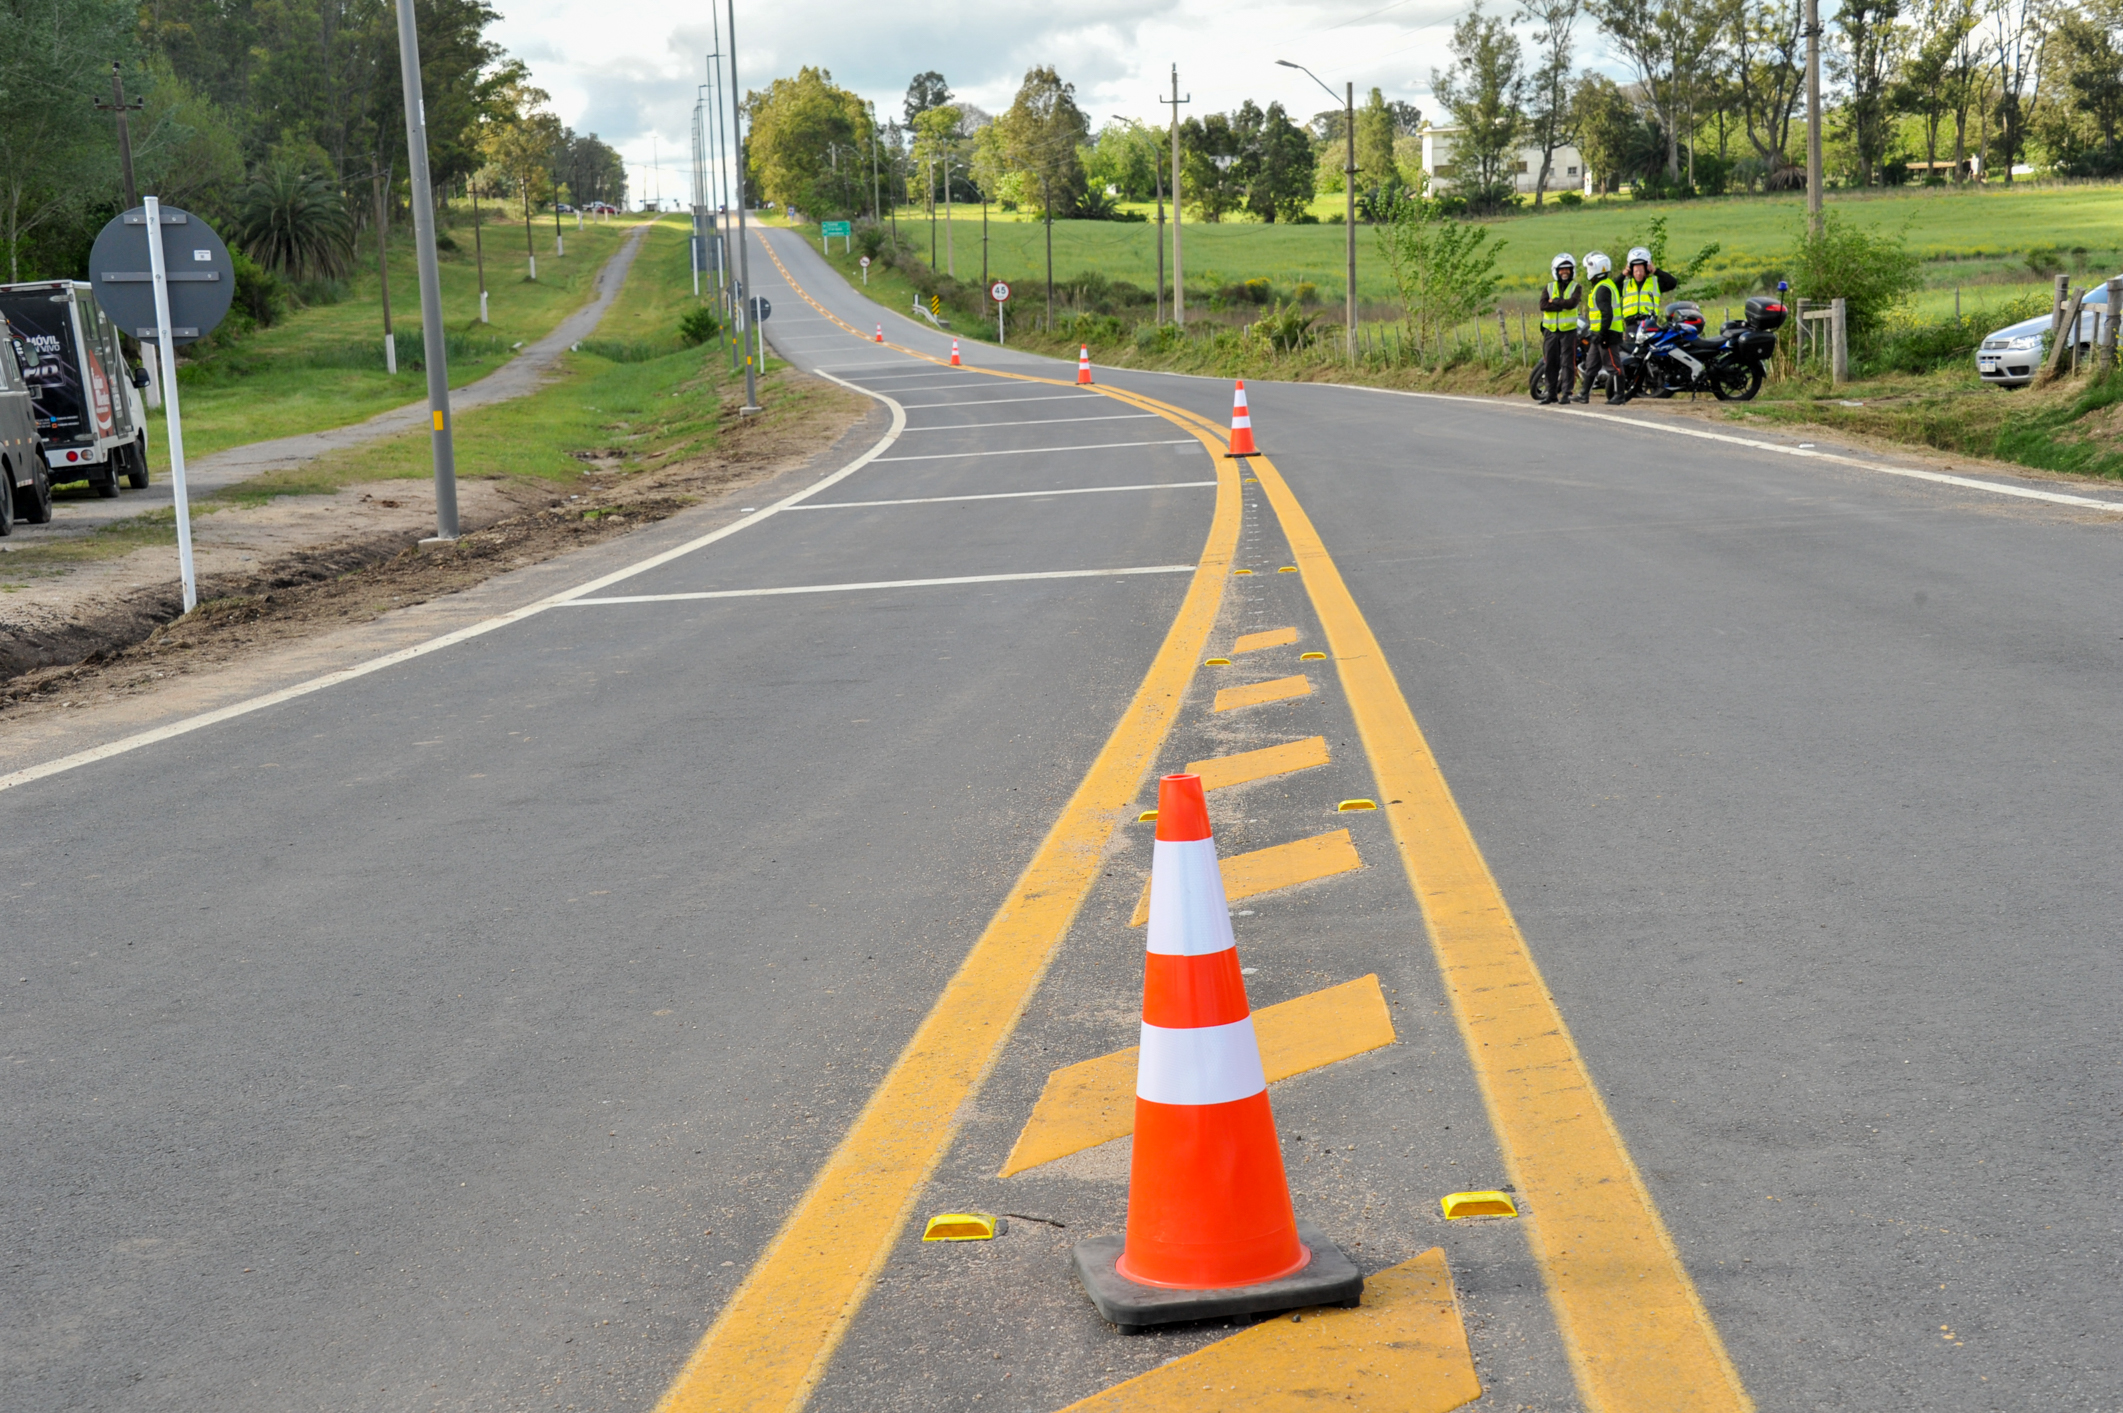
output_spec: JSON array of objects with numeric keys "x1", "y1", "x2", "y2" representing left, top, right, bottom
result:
[{"x1": 488, "y1": 0, "x2": 1613, "y2": 201}]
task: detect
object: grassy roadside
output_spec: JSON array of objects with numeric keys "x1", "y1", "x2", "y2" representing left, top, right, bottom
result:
[{"x1": 144, "y1": 211, "x2": 649, "y2": 472}]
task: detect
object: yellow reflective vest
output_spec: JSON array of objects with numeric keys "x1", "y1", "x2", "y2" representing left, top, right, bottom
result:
[
  {"x1": 1540, "y1": 279, "x2": 1581, "y2": 332},
  {"x1": 1586, "y1": 277, "x2": 1622, "y2": 334},
  {"x1": 1620, "y1": 274, "x2": 1661, "y2": 322}
]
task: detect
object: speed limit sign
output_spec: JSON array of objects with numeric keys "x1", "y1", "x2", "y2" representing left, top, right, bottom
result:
[
  {"x1": 990, "y1": 281, "x2": 1011, "y2": 302},
  {"x1": 859, "y1": 254, "x2": 872, "y2": 286},
  {"x1": 859, "y1": 255, "x2": 871, "y2": 267}
]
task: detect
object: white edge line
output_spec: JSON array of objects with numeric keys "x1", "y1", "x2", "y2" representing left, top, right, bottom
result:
[
  {"x1": 562, "y1": 565, "x2": 1196, "y2": 605},
  {"x1": 790, "y1": 482, "x2": 1217, "y2": 510},
  {"x1": 1334, "y1": 383, "x2": 2123, "y2": 514},
  {"x1": 0, "y1": 374, "x2": 911, "y2": 795},
  {"x1": 872, "y1": 439, "x2": 1199, "y2": 463}
]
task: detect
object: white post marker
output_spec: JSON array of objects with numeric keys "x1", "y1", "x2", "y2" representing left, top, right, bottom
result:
[
  {"x1": 992, "y1": 280, "x2": 1010, "y2": 346},
  {"x1": 142, "y1": 196, "x2": 198, "y2": 613},
  {"x1": 860, "y1": 254, "x2": 871, "y2": 286}
]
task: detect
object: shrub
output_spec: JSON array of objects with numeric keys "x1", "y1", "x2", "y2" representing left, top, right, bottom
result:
[
  {"x1": 1557, "y1": 190, "x2": 1584, "y2": 207},
  {"x1": 854, "y1": 222, "x2": 886, "y2": 260},
  {"x1": 1292, "y1": 282, "x2": 1319, "y2": 305},
  {"x1": 230, "y1": 253, "x2": 287, "y2": 332},
  {"x1": 1134, "y1": 322, "x2": 1184, "y2": 354},
  {"x1": 1781, "y1": 210, "x2": 1923, "y2": 346},
  {"x1": 1252, "y1": 300, "x2": 1319, "y2": 352},
  {"x1": 678, "y1": 306, "x2": 723, "y2": 346},
  {"x1": 1868, "y1": 291, "x2": 2052, "y2": 374}
]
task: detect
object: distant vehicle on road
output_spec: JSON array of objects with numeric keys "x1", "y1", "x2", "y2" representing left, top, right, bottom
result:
[
  {"x1": 0, "y1": 281, "x2": 152, "y2": 497},
  {"x1": 0, "y1": 323, "x2": 54, "y2": 531},
  {"x1": 555, "y1": 202, "x2": 575, "y2": 214},
  {"x1": 1978, "y1": 278, "x2": 2116, "y2": 387},
  {"x1": 584, "y1": 202, "x2": 618, "y2": 215}
]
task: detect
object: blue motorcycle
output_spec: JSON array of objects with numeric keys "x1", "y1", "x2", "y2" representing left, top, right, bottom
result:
[{"x1": 1619, "y1": 298, "x2": 1786, "y2": 402}]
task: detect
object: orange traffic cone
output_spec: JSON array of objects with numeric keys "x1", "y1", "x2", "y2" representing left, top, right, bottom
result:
[
  {"x1": 1076, "y1": 345, "x2": 1094, "y2": 385},
  {"x1": 950, "y1": 339, "x2": 961, "y2": 366},
  {"x1": 874, "y1": 324, "x2": 884, "y2": 343},
  {"x1": 1224, "y1": 379, "x2": 1259, "y2": 457},
  {"x1": 1071, "y1": 773, "x2": 1362, "y2": 1329}
]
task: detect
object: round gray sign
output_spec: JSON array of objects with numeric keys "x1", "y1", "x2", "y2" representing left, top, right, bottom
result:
[
  {"x1": 87, "y1": 206, "x2": 235, "y2": 344},
  {"x1": 749, "y1": 296, "x2": 772, "y2": 323}
]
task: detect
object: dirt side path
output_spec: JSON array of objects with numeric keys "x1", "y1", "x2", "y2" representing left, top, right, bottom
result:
[{"x1": 0, "y1": 370, "x2": 874, "y2": 748}]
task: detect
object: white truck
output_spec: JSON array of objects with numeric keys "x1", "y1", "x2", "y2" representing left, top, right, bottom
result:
[{"x1": 0, "y1": 281, "x2": 152, "y2": 497}]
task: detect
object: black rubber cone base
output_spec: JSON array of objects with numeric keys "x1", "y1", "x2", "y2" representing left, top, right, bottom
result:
[{"x1": 1071, "y1": 1220, "x2": 1363, "y2": 1330}]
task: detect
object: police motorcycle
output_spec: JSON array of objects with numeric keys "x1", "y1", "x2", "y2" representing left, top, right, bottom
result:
[{"x1": 1618, "y1": 295, "x2": 1787, "y2": 402}]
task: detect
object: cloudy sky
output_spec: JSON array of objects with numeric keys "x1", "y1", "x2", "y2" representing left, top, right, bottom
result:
[{"x1": 489, "y1": 0, "x2": 1624, "y2": 205}]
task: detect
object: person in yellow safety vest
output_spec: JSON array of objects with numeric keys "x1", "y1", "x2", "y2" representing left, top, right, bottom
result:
[
  {"x1": 1619, "y1": 245, "x2": 1679, "y2": 333},
  {"x1": 1575, "y1": 250, "x2": 1627, "y2": 404},
  {"x1": 1536, "y1": 253, "x2": 1581, "y2": 405}
]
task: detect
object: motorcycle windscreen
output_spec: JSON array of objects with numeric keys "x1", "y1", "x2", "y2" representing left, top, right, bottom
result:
[{"x1": 0, "y1": 293, "x2": 88, "y2": 441}]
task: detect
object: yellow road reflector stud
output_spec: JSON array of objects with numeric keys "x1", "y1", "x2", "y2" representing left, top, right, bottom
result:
[
  {"x1": 1186, "y1": 736, "x2": 1330, "y2": 792},
  {"x1": 1234, "y1": 568, "x2": 1255, "y2": 575},
  {"x1": 1279, "y1": 565, "x2": 1298, "y2": 572},
  {"x1": 922, "y1": 1212, "x2": 1002, "y2": 1241},
  {"x1": 1212, "y1": 675, "x2": 1312, "y2": 713},
  {"x1": 1204, "y1": 657, "x2": 1232, "y2": 666},
  {"x1": 1002, "y1": 976, "x2": 1395, "y2": 1177},
  {"x1": 1056, "y1": 1247, "x2": 1479, "y2": 1413},
  {"x1": 1441, "y1": 1191, "x2": 1518, "y2": 1221},
  {"x1": 1338, "y1": 798, "x2": 1379, "y2": 812},
  {"x1": 1131, "y1": 828, "x2": 1360, "y2": 926},
  {"x1": 1233, "y1": 626, "x2": 1299, "y2": 654},
  {"x1": 1300, "y1": 651, "x2": 1327, "y2": 661},
  {"x1": 1137, "y1": 810, "x2": 1159, "y2": 822}
]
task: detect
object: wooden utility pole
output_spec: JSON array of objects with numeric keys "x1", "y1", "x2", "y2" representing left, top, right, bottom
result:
[
  {"x1": 1805, "y1": 0, "x2": 1824, "y2": 234},
  {"x1": 95, "y1": 62, "x2": 143, "y2": 212},
  {"x1": 1162, "y1": 67, "x2": 1190, "y2": 327}
]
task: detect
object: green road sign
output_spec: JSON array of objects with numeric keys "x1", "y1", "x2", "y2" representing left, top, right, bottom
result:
[{"x1": 820, "y1": 221, "x2": 851, "y2": 237}]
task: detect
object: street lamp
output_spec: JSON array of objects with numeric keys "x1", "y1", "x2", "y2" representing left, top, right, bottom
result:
[{"x1": 1278, "y1": 60, "x2": 1357, "y2": 362}]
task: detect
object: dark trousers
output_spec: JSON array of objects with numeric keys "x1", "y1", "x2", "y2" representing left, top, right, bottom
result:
[
  {"x1": 1578, "y1": 332, "x2": 1622, "y2": 397},
  {"x1": 1540, "y1": 330, "x2": 1575, "y2": 400}
]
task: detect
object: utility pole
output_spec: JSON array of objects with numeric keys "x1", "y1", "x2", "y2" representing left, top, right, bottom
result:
[
  {"x1": 725, "y1": 0, "x2": 759, "y2": 413},
  {"x1": 95, "y1": 61, "x2": 143, "y2": 212},
  {"x1": 1805, "y1": 0, "x2": 1824, "y2": 235},
  {"x1": 373, "y1": 167, "x2": 396, "y2": 374},
  {"x1": 1161, "y1": 67, "x2": 1190, "y2": 327},
  {"x1": 392, "y1": 0, "x2": 459, "y2": 541},
  {"x1": 870, "y1": 102, "x2": 881, "y2": 223},
  {"x1": 1280, "y1": 62, "x2": 1357, "y2": 359},
  {"x1": 1042, "y1": 172, "x2": 1054, "y2": 331}
]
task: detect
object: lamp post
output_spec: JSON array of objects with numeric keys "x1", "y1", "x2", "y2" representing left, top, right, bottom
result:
[
  {"x1": 1280, "y1": 60, "x2": 1356, "y2": 361},
  {"x1": 724, "y1": 0, "x2": 758, "y2": 412},
  {"x1": 392, "y1": 0, "x2": 458, "y2": 540}
]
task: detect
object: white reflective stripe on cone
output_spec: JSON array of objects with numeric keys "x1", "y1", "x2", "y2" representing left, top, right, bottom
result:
[
  {"x1": 1137, "y1": 1016, "x2": 1269, "y2": 1106},
  {"x1": 1146, "y1": 838, "x2": 1237, "y2": 957}
]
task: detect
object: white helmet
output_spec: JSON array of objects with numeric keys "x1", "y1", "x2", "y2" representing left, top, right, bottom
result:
[
  {"x1": 1582, "y1": 250, "x2": 1612, "y2": 277},
  {"x1": 1626, "y1": 246, "x2": 1653, "y2": 269},
  {"x1": 1551, "y1": 251, "x2": 1576, "y2": 276}
]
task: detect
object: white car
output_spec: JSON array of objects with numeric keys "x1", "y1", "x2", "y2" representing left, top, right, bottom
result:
[{"x1": 1977, "y1": 279, "x2": 2116, "y2": 387}]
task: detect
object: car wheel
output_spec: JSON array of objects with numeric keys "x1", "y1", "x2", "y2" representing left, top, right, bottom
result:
[
  {"x1": 0, "y1": 460, "x2": 15, "y2": 537},
  {"x1": 126, "y1": 437, "x2": 150, "y2": 488},
  {"x1": 16, "y1": 449, "x2": 53, "y2": 524}
]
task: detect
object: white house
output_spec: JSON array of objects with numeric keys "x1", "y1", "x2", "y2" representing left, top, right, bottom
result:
[{"x1": 1420, "y1": 124, "x2": 1591, "y2": 197}]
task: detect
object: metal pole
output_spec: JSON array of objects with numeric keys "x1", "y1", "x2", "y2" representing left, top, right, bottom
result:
[
  {"x1": 1345, "y1": 83, "x2": 1356, "y2": 360},
  {"x1": 726, "y1": 0, "x2": 759, "y2": 412},
  {"x1": 1166, "y1": 67, "x2": 1188, "y2": 328},
  {"x1": 393, "y1": 0, "x2": 458, "y2": 539},
  {"x1": 1043, "y1": 173, "x2": 1054, "y2": 331},
  {"x1": 1805, "y1": 0, "x2": 1824, "y2": 235},
  {"x1": 142, "y1": 198, "x2": 197, "y2": 612}
]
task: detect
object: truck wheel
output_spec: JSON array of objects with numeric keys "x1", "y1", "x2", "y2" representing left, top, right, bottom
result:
[
  {"x1": 0, "y1": 461, "x2": 14, "y2": 537},
  {"x1": 92, "y1": 459, "x2": 120, "y2": 498},
  {"x1": 126, "y1": 437, "x2": 150, "y2": 488},
  {"x1": 16, "y1": 450, "x2": 53, "y2": 524}
]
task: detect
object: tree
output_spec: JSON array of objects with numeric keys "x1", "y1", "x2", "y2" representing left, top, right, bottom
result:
[
  {"x1": 1589, "y1": 0, "x2": 1723, "y2": 180},
  {"x1": 0, "y1": 0, "x2": 136, "y2": 281},
  {"x1": 1892, "y1": 0, "x2": 1978, "y2": 180},
  {"x1": 1355, "y1": 88, "x2": 1399, "y2": 187},
  {"x1": 1782, "y1": 208, "x2": 1921, "y2": 342},
  {"x1": 1988, "y1": 0, "x2": 2044, "y2": 182},
  {"x1": 1248, "y1": 102, "x2": 1319, "y2": 221},
  {"x1": 1435, "y1": 4, "x2": 1527, "y2": 213},
  {"x1": 1833, "y1": 0, "x2": 1907, "y2": 186},
  {"x1": 2044, "y1": 8, "x2": 2123, "y2": 173},
  {"x1": 480, "y1": 80, "x2": 561, "y2": 261},
  {"x1": 995, "y1": 66, "x2": 1090, "y2": 216},
  {"x1": 1179, "y1": 110, "x2": 1246, "y2": 221},
  {"x1": 1518, "y1": 0, "x2": 1581, "y2": 204},
  {"x1": 904, "y1": 71, "x2": 952, "y2": 128},
  {"x1": 232, "y1": 166, "x2": 352, "y2": 279},
  {"x1": 1727, "y1": 0, "x2": 1807, "y2": 187},
  {"x1": 746, "y1": 67, "x2": 871, "y2": 217},
  {"x1": 1374, "y1": 178, "x2": 1505, "y2": 364},
  {"x1": 1572, "y1": 71, "x2": 1657, "y2": 192},
  {"x1": 1084, "y1": 120, "x2": 1165, "y2": 201}
]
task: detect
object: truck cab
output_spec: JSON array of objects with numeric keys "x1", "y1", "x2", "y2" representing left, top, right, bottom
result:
[{"x1": 0, "y1": 282, "x2": 152, "y2": 497}]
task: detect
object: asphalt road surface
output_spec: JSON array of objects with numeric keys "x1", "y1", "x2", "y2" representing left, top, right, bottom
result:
[{"x1": 3, "y1": 219, "x2": 2117, "y2": 1413}]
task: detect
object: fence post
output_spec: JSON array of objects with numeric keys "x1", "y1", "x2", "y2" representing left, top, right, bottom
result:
[
  {"x1": 2103, "y1": 277, "x2": 2121, "y2": 373},
  {"x1": 2041, "y1": 286, "x2": 2086, "y2": 383},
  {"x1": 2052, "y1": 274, "x2": 2071, "y2": 343},
  {"x1": 1830, "y1": 297, "x2": 1848, "y2": 385}
]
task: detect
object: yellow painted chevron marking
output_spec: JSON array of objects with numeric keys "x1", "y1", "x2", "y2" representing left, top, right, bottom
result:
[
  {"x1": 1184, "y1": 736, "x2": 1331, "y2": 792},
  {"x1": 1232, "y1": 626, "x2": 1300, "y2": 654},
  {"x1": 1129, "y1": 828, "x2": 1361, "y2": 927},
  {"x1": 1212, "y1": 674, "x2": 1312, "y2": 712}
]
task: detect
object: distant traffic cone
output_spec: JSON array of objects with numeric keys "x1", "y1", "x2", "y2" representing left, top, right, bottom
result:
[
  {"x1": 1076, "y1": 345, "x2": 1094, "y2": 385},
  {"x1": 875, "y1": 324, "x2": 884, "y2": 343},
  {"x1": 1224, "y1": 379, "x2": 1260, "y2": 457},
  {"x1": 1071, "y1": 774, "x2": 1362, "y2": 1329},
  {"x1": 950, "y1": 339, "x2": 962, "y2": 366}
]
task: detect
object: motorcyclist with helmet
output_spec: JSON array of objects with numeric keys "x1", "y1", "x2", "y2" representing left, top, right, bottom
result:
[
  {"x1": 1536, "y1": 253, "x2": 1581, "y2": 405},
  {"x1": 1575, "y1": 250, "x2": 1626, "y2": 404},
  {"x1": 1619, "y1": 245, "x2": 1679, "y2": 333}
]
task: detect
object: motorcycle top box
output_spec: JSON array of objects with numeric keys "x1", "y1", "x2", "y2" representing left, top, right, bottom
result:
[{"x1": 1744, "y1": 296, "x2": 1789, "y2": 332}]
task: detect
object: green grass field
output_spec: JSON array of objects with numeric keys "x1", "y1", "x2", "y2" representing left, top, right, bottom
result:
[
  {"x1": 837, "y1": 183, "x2": 2123, "y2": 308},
  {"x1": 148, "y1": 210, "x2": 649, "y2": 473}
]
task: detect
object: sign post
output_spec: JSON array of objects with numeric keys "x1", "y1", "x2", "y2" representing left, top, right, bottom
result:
[
  {"x1": 89, "y1": 202, "x2": 234, "y2": 614},
  {"x1": 820, "y1": 220, "x2": 851, "y2": 252},
  {"x1": 990, "y1": 280, "x2": 1011, "y2": 346},
  {"x1": 859, "y1": 254, "x2": 871, "y2": 285}
]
